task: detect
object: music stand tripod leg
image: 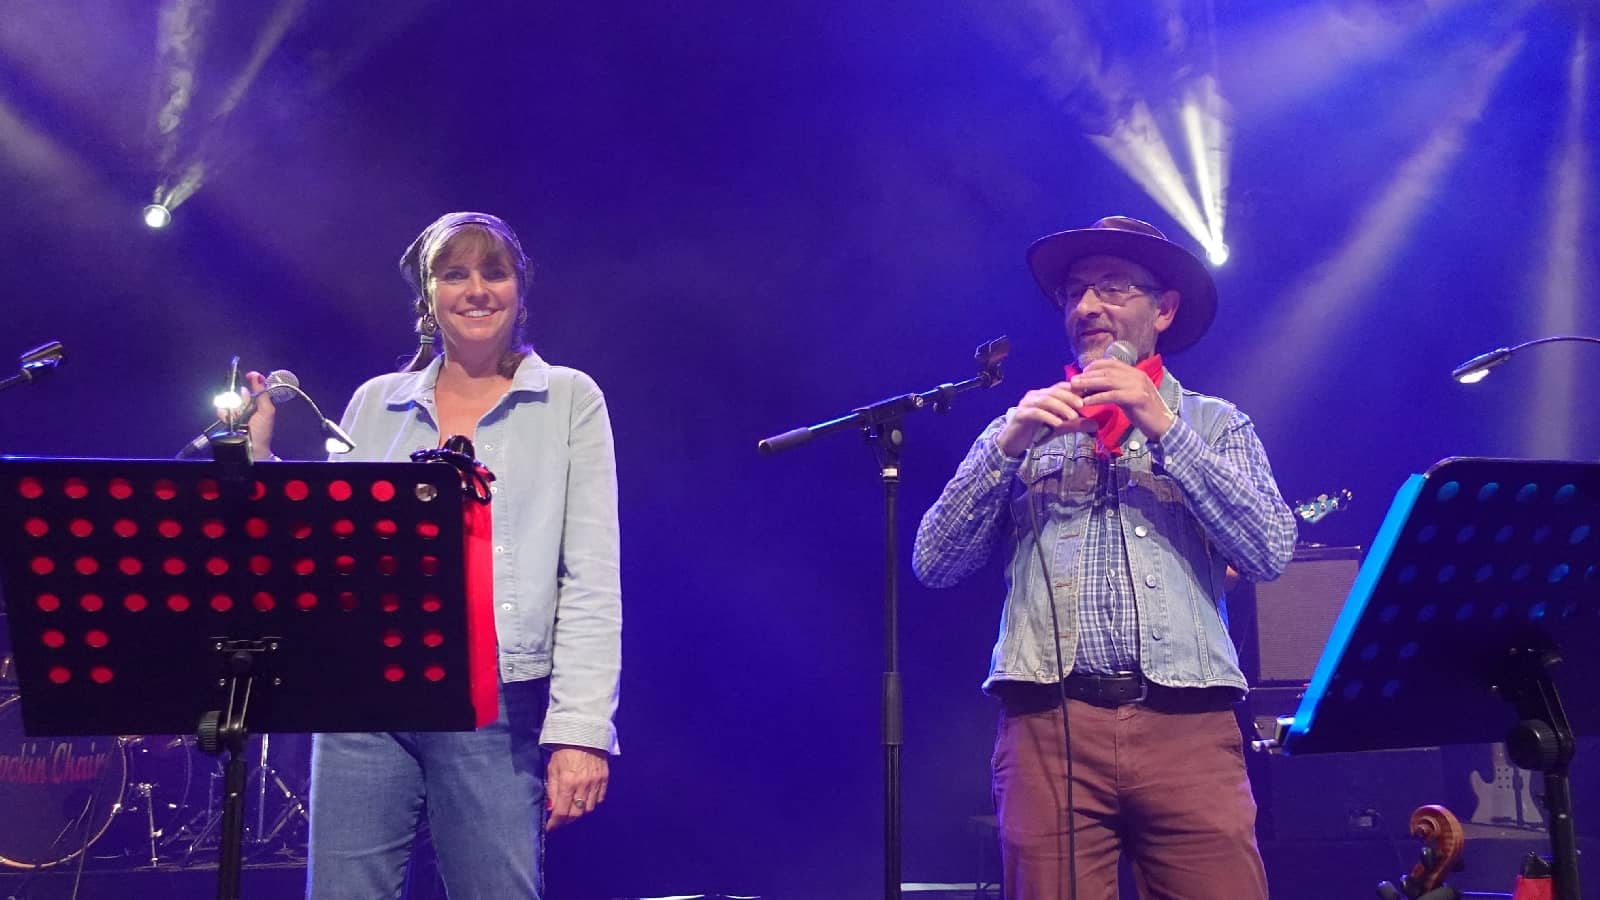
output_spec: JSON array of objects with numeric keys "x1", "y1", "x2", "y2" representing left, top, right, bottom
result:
[{"x1": 1499, "y1": 648, "x2": 1581, "y2": 900}]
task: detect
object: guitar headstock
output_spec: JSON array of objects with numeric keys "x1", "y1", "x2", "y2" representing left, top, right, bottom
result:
[{"x1": 1293, "y1": 489, "x2": 1352, "y2": 524}]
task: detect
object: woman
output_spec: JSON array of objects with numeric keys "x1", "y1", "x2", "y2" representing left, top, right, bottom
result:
[{"x1": 247, "y1": 211, "x2": 621, "y2": 899}]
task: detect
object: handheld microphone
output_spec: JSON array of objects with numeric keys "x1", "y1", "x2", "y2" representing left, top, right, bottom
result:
[
  {"x1": 1032, "y1": 340, "x2": 1139, "y2": 446},
  {"x1": 177, "y1": 370, "x2": 300, "y2": 458},
  {"x1": 1103, "y1": 339, "x2": 1137, "y2": 366},
  {"x1": 236, "y1": 369, "x2": 301, "y2": 411}
]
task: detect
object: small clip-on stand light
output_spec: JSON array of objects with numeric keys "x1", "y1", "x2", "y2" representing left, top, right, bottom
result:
[{"x1": 0, "y1": 425, "x2": 485, "y2": 898}]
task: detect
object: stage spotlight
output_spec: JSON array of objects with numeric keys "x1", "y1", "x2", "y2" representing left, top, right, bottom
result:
[
  {"x1": 146, "y1": 0, "x2": 308, "y2": 225},
  {"x1": 1088, "y1": 100, "x2": 1213, "y2": 247},
  {"x1": 1207, "y1": 243, "x2": 1230, "y2": 266},
  {"x1": 974, "y1": 6, "x2": 1231, "y2": 261},
  {"x1": 143, "y1": 203, "x2": 173, "y2": 229}
]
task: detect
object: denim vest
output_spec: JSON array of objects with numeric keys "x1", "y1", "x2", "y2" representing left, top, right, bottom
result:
[{"x1": 987, "y1": 371, "x2": 1248, "y2": 692}]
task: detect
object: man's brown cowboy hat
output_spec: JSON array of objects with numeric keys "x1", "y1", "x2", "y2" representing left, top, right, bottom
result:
[{"x1": 1026, "y1": 216, "x2": 1217, "y2": 354}]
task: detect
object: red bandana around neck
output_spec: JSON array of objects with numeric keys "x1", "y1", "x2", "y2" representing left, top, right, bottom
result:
[{"x1": 1064, "y1": 353, "x2": 1165, "y2": 458}]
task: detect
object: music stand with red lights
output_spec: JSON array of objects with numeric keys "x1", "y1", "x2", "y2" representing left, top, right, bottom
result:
[{"x1": 0, "y1": 456, "x2": 486, "y2": 899}]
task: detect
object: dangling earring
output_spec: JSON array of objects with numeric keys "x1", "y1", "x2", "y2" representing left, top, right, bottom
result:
[
  {"x1": 417, "y1": 312, "x2": 438, "y2": 345},
  {"x1": 515, "y1": 306, "x2": 528, "y2": 328}
]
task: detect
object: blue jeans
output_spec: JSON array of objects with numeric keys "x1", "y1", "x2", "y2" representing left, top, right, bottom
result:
[{"x1": 306, "y1": 679, "x2": 550, "y2": 900}]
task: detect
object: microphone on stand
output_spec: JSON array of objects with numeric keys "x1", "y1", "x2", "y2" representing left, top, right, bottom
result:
[
  {"x1": 176, "y1": 370, "x2": 300, "y2": 459},
  {"x1": 0, "y1": 341, "x2": 66, "y2": 394},
  {"x1": 20, "y1": 341, "x2": 66, "y2": 373},
  {"x1": 1032, "y1": 340, "x2": 1139, "y2": 446}
]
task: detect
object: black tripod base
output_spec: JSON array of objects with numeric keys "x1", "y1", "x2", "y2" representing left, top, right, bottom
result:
[{"x1": 1500, "y1": 655, "x2": 1581, "y2": 900}]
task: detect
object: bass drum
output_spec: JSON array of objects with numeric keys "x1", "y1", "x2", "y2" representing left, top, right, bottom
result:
[
  {"x1": 0, "y1": 695, "x2": 127, "y2": 869},
  {"x1": 94, "y1": 733, "x2": 197, "y2": 865}
]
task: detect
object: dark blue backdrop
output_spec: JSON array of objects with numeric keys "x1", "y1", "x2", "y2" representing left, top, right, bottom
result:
[{"x1": 2, "y1": 1, "x2": 1597, "y2": 897}]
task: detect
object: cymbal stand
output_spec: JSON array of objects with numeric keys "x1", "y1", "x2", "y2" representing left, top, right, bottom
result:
[{"x1": 177, "y1": 736, "x2": 309, "y2": 864}]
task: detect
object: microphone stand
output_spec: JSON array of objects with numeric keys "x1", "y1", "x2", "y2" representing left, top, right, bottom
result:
[{"x1": 758, "y1": 337, "x2": 1010, "y2": 900}]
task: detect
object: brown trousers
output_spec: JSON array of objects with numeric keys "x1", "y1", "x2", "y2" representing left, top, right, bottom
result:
[{"x1": 991, "y1": 693, "x2": 1269, "y2": 900}]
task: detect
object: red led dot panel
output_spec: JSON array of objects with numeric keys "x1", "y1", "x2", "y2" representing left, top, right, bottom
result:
[{"x1": 0, "y1": 459, "x2": 475, "y2": 736}]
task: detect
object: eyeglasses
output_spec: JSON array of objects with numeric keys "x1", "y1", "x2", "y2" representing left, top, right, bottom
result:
[{"x1": 1050, "y1": 277, "x2": 1163, "y2": 310}]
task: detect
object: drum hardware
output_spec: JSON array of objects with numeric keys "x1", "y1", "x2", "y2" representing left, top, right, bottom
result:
[
  {"x1": 86, "y1": 735, "x2": 195, "y2": 868},
  {"x1": 251, "y1": 734, "x2": 309, "y2": 858},
  {"x1": 175, "y1": 733, "x2": 309, "y2": 864},
  {"x1": 1, "y1": 608, "x2": 13, "y2": 688},
  {"x1": 110, "y1": 735, "x2": 195, "y2": 868},
  {"x1": 127, "y1": 779, "x2": 160, "y2": 868},
  {"x1": 0, "y1": 712, "x2": 307, "y2": 873}
]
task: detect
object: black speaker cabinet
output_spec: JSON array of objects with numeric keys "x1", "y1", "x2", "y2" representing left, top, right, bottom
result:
[
  {"x1": 1245, "y1": 686, "x2": 1446, "y2": 842},
  {"x1": 1232, "y1": 545, "x2": 1362, "y2": 685}
]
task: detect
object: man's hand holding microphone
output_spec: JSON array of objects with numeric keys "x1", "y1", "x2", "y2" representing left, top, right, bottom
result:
[{"x1": 995, "y1": 340, "x2": 1174, "y2": 458}]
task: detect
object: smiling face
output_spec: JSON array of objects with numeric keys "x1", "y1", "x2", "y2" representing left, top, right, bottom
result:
[
  {"x1": 427, "y1": 226, "x2": 523, "y2": 358},
  {"x1": 1061, "y1": 254, "x2": 1179, "y2": 366}
]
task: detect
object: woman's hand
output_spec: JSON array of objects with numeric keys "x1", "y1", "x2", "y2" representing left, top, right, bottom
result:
[
  {"x1": 217, "y1": 370, "x2": 277, "y2": 460},
  {"x1": 544, "y1": 745, "x2": 610, "y2": 831}
]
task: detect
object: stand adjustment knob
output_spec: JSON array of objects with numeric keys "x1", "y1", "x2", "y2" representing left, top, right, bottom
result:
[{"x1": 197, "y1": 710, "x2": 223, "y2": 755}]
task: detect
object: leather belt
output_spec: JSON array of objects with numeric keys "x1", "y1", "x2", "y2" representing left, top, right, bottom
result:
[
  {"x1": 1060, "y1": 672, "x2": 1148, "y2": 707},
  {"x1": 992, "y1": 676, "x2": 1240, "y2": 714}
]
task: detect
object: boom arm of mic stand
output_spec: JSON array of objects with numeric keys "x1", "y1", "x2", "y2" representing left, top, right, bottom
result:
[{"x1": 756, "y1": 337, "x2": 1008, "y2": 455}]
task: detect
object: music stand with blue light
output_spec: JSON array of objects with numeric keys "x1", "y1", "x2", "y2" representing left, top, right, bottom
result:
[{"x1": 1279, "y1": 457, "x2": 1600, "y2": 900}]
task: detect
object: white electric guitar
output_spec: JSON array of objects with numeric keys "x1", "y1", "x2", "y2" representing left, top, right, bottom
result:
[{"x1": 1468, "y1": 742, "x2": 1543, "y2": 829}]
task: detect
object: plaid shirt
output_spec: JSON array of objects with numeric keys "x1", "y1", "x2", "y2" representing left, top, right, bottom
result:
[{"x1": 914, "y1": 376, "x2": 1296, "y2": 684}]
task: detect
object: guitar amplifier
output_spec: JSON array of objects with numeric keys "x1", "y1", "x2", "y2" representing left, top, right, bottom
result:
[{"x1": 1235, "y1": 545, "x2": 1362, "y2": 685}]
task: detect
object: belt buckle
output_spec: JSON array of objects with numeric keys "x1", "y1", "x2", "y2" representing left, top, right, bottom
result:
[{"x1": 1111, "y1": 672, "x2": 1148, "y2": 705}]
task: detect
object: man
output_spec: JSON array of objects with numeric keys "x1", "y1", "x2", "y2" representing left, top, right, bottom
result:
[{"x1": 913, "y1": 216, "x2": 1296, "y2": 900}]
